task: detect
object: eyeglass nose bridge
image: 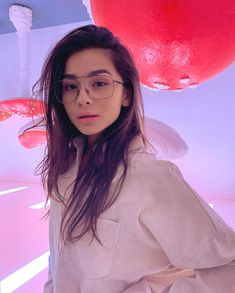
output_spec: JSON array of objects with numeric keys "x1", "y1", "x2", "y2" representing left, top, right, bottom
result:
[{"x1": 75, "y1": 77, "x2": 93, "y2": 102}]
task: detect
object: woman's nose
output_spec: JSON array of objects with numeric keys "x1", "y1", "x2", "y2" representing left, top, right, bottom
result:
[{"x1": 75, "y1": 85, "x2": 92, "y2": 105}]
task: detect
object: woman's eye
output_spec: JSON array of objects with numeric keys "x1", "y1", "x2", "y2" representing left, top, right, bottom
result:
[
  {"x1": 63, "y1": 84, "x2": 77, "y2": 91},
  {"x1": 93, "y1": 81, "x2": 108, "y2": 87}
]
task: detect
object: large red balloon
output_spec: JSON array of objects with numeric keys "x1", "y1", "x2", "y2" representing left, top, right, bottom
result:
[{"x1": 91, "y1": 0, "x2": 235, "y2": 90}]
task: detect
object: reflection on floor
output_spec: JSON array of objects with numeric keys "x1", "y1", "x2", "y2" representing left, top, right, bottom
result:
[
  {"x1": 0, "y1": 181, "x2": 234, "y2": 292},
  {"x1": 0, "y1": 182, "x2": 49, "y2": 293}
]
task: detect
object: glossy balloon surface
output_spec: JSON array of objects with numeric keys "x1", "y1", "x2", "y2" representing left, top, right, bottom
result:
[{"x1": 91, "y1": 0, "x2": 235, "y2": 90}]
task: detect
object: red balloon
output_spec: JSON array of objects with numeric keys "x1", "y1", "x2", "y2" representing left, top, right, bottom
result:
[{"x1": 91, "y1": 0, "x2": 235, "y2": 90}]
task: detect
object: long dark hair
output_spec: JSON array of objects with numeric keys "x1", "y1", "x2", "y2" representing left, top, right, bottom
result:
[{"x1": 34, "y1": 24, "x2": 149, "y2": 245}]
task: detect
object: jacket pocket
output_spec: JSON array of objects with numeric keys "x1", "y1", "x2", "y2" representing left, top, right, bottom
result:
[{"x1": 77, "y1": 217, "x2": 120, "y2": 278}]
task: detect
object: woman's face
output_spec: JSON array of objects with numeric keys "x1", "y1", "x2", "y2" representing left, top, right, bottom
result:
[{"x1": 62, "y1": 48, "x2": 130, "y2": 146}]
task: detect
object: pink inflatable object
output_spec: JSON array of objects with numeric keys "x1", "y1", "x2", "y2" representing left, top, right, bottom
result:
[
  {"x1": 18, "y1": 129, "x2": 47, "y2": 149},
  {"x1": 18, "y1": 116, "x2": 47, "y2": 149},
  {"x1": 0, "y1": 98, "x2": 46, "y2": 148},
  {"x1": 91, "y1": 0, "x2": 235, "y2": 90}
]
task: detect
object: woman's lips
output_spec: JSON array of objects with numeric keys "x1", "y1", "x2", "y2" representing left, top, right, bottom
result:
[{"x1": 77, "y1": 115, "x2": 100, "y2": 124}]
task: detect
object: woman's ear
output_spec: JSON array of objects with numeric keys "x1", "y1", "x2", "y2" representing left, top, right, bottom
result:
[{"x1": 122, "y1": 91, "x2": 131, "y2": 107}]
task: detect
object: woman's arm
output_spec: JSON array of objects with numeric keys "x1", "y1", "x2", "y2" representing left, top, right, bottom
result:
[{"x1": 165, "y1": 261, "x2": 235, "y2": 293}]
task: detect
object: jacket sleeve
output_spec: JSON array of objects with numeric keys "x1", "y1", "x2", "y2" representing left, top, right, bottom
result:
[{"x1": 138, "y1": 161, "x2": 235, "y2": 293}]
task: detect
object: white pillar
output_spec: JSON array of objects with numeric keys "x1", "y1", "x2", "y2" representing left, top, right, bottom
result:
[{"x1": 9, "y1": 4, "x2": 32, "y2": 97}]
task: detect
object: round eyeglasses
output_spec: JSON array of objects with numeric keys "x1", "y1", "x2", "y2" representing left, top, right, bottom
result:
[{"x1": 55, "y1": 74, "x2": 125, "y2": 104}]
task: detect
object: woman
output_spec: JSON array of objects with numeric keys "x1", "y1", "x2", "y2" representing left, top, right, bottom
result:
[{"x1": 36, "y1": 24, "x2": 235, "y2": 292}]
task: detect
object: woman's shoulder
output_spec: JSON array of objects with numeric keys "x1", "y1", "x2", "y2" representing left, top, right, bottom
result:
[
  {"x1": 134, "y1": 154, "x2": 235, "y2": 268},
  {"x1": 129, "y1": 152, "x2": 214, "y2": 226},
  {"x1": 130, "y1": 148, "x2": 176, "y2": 181}
]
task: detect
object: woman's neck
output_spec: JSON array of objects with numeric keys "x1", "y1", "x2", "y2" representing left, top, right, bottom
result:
[{"x1": 87, "y1": 133, "x2": 101, "y2": 149}]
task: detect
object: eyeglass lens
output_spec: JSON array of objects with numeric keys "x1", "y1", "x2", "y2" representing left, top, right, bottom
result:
[{"x1": 57, "y1": 75, "x2": 114, "y2": 103}]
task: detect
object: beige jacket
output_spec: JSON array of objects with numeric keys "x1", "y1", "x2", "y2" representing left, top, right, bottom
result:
[{"x1": 44, "y1": 136, "x2": 235, "y2": 293}]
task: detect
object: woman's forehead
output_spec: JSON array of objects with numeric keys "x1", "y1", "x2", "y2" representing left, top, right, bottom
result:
[
  {"x1": 62, "y1": 69, "x2": 113, "y2": 80},
  {"x1": 64, "y1": 48, "x2": 117, "y2": 76}
]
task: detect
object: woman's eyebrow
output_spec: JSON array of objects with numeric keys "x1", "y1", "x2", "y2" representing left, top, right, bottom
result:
[{"x1": 63, "y1": 69, "x2": 112, "y2": 79}]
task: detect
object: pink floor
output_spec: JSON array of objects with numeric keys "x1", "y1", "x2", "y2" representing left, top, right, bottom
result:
[
  {"x1": 0, "y1": 181, "x2": 235, "y2": 292},
  {"x1": 0, "y1": 182, "x2": 49, "y2": 293}
]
